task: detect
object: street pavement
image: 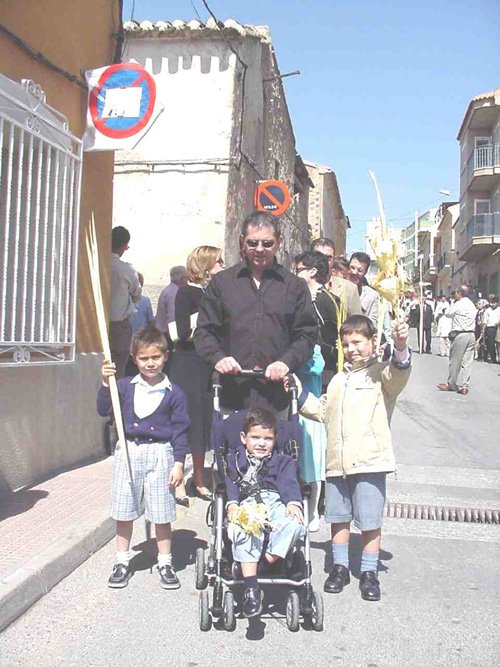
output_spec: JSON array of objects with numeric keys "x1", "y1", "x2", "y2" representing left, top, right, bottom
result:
[{"x1": 1, "y1": 341, "x2": 499, "y2": 666}]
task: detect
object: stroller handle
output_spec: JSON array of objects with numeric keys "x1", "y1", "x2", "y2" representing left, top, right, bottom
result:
[{"x1": 211, "y1": 368, "x2": 265, "y2": 386}]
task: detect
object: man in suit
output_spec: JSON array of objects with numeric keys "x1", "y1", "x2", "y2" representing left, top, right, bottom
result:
[{"x1": 311, "y1": 238, "x2": 362, "y2": 317}]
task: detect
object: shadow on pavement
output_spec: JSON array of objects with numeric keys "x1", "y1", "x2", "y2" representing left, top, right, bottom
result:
[
  {"x1": 0, "y1": 488, "x2": 49, "y2": 520},
  {"x1": 130, "y1": 528, "x2": 207, "y2": 572}
]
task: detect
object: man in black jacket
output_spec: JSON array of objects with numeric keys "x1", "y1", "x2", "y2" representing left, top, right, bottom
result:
[{"x1": 194, "y1": 212, "x2": 318, "y2": 412}]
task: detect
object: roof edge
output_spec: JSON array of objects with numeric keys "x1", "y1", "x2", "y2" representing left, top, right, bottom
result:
[{"x1": 123, "y1": 18, "x2": 271, "y2": 42}]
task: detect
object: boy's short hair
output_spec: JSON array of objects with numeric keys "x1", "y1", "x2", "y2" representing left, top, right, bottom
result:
[
  {"x1": 340, "y1": 314, "x2": 377, "y2": 340},
  {"x1": 242, "y1": 408, "x2": 277, "y2": 436},
  {"x1": 131, "y1": 324, "x2": 168, "y2": 356}
]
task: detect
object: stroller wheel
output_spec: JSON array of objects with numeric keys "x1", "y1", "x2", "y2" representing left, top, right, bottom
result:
[
  {"x1": 195, "y1": 548, "x2": 208, "y2": 590},
  {"x1": 199, "y1": 590, "x2": 212, "y2": 631},
  {"x1": 286, "y1": 591, "x2": 300, "y2": 632},
  {"x1": 310, "y1": 590, "x2": 324, "y2": 631},
  {"x1": 223, "y1": 590, "x2": 236, "y2": 632}
]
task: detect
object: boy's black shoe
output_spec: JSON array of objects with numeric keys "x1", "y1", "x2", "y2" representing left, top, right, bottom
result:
[
  {"x1": 242, "y1": 586, "x2": 263, "y2": 617},
  {"x1": 108, "y1": 563, "x2": 132, "y2": 589},
  {"x1": 324, "y1": 564, "x2": 350, "y2": 593},
  {"x1": 157, "y1": 564, "x2": 181, "y2": 590},
  {"x1": 359, "y1": 570, "x2": 381, "y2": 601}
]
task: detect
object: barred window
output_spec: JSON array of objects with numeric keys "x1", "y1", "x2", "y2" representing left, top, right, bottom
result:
[{"x1": 0, "y1": 75, "x2": 82, "y2": 366}]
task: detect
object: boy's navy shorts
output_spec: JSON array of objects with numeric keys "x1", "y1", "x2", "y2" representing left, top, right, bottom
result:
[{"x1": 324, "y1": 472, "x2": 386, "y2": 531}]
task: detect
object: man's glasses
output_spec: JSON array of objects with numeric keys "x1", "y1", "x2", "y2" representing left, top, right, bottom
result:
[
  {"x1": 296, "y1": 266, "x2": 310, "y2": 274},
  {"x1": 245, "y1": 239, "x2": 275, "y2": 249}
]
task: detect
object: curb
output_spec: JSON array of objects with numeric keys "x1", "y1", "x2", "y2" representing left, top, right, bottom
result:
[{"x1": 0, "y1": 509, "x2": 114, "y2": 633}]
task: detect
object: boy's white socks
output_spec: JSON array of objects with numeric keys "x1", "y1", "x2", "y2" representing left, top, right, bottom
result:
[
  {"x1": 157, "y1": 553, "x2": 173, "y2": 567},
  {"x1": 115, "y1": 550, "x2": 133, "y2": 565}
]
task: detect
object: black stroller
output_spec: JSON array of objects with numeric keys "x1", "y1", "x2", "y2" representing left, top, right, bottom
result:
[{"x1": 195, "y1": 370, "x2": 324, "y2": 632}]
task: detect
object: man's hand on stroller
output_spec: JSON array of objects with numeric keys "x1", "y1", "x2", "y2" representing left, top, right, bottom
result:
[
  {"x1": 227, "y1": 503, "x2": 239, "y2": 523},
  {"x1": 265, "y1": 361, "x2": 289, "y2": 381},
  {"x1": 169, "y1": 462, "x2": 184, "y2": 488},
  {"x1": 283, "y1": 373, "x2": 302, "y2": 396},
  {"x1": 215, "y1": 357, "x2": 242, "y2": 374},
  {"x1": 286, "y1": 503, "x2": 304, "y2": 524}
]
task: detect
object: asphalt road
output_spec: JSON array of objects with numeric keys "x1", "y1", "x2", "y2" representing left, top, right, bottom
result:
[{"x1": 2, "y1": 345, "x2": 500, "y2": 667}]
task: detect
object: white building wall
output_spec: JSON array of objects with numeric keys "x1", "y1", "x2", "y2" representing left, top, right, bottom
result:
[{"x1": 114, "y1": 39, "x2": 237, "y2": 283}]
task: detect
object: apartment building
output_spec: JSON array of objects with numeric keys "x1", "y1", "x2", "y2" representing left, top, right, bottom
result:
[{"x1": 455, "y1": 89, "x2": 500, "y2": 296}]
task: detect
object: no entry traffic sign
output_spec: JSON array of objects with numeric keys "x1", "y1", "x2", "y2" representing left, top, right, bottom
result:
[
  {"x1": 255, "y1": 180, "x2": 291, "y2": 216},
  {"x1": 88, "y1": 63, "x2": 156, "y2": 140}
]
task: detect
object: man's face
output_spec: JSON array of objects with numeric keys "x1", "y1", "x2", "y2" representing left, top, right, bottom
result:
[
  {"x1": 342, "y1": 331, "x2": 376, "y2": 363},
  {"x1": 314, "y1": 244, "x2": 334, "y2": 277},
  {"x1": 241, "y1": 224, "x2": 280, "y2": 272},
  {"x1": 241, "y1": 425, "x2": 276, "y2": 458},
  {"x1": 348, "y1": 258, "x2": 368, "y2": 285},
  {"x1": 490, "y1": 301, "x2": 498, "y2": 309}
]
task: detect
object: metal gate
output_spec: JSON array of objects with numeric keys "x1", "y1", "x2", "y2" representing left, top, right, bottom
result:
[{"x1": 0, "y1": 74, "x2": 82, "y2": 366}]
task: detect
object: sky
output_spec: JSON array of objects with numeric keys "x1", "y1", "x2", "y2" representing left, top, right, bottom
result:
[{"x1": 122, "y1": 0, "x2": 500, "y2": 251}]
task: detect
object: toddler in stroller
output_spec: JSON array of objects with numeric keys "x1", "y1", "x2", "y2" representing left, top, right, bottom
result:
[
  {"x1": 195, "y1": 371, "x2": 324, "y2": 632},
  {"x1": 225, "y1": 407, "x2": 305, "y2": 617}
]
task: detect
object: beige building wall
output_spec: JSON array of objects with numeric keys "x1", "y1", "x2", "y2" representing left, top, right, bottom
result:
[
  {"x1": 304, "y1": 161, "x2": 348, "y2": 255},
  {"x1": 456, "y1": 90, "x2": 500, "y2": 295},
  {"x1": 0, "y1": 0, "x2": 119, "y2": 494},
  {"x1": 436, "y1": 204, "x2": 459, "y2": 296}
]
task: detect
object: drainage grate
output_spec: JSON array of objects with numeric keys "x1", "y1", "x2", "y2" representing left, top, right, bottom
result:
[{"x1": 384, "y1": 502, "x2": 500, "y2": 525}]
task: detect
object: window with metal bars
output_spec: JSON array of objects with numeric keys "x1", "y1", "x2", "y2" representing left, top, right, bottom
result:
[{"x1": 0, "y1": 74, "x2": 82, "y2": 366}]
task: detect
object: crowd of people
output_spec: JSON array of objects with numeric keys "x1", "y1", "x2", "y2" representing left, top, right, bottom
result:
[
  {"x1": 97, "y1": 213, "x2": 425, "y2": 613},
  {"x1": 403, "y1": 286, "x2": 500, "y2": 395}
]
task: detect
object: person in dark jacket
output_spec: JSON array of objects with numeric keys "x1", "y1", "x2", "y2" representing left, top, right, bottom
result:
[
  {"x1": 415, "y1": 298, "x2": 434, "y2": 353},
  {"x1": 169, "y1": 246, "x2": 224, "y2": 502},
  {"x1": 194, "y1": 212, "x2": 318, "y2": 413},
  {"x1": 225, "y1": 408, "x2": 305, "y2": 617}
]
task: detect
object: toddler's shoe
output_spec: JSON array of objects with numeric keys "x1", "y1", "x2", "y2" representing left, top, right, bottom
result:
[
  {"x1": 231, "y1": 561, "x2": 242, "y2": 580},
  {"x1": 323, "y1": 564, "x2": 350, "y2": 593},
  {"x1": 359, "y1": 570, "x2": 380, "y2": 601},
  {"x1": 157, "y1": 563, "x2": 180, "y2": 590},
  {"x1": 108, "y1": 563, "x2": 132, "y2": 589},
  {"x1": 242, "y1": 585, "x2": 263, "y2": 617}
]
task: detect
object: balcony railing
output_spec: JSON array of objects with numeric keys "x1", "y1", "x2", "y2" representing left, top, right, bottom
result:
[
  {"x1": 466, "y1": 213, "x2": 500, "y2": 242},
  {"x1": 466, "y1": 144, "x2": 500, "y2": 181}
]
